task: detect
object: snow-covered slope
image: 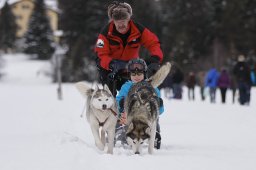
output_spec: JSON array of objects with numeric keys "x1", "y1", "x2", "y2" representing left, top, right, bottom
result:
[{"x1": 0, "y1": 54, "x2": 255, "y2": 170}]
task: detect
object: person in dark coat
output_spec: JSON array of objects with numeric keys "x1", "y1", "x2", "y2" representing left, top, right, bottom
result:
[
  {"x1": 217, "y1": 68, "x2": 230, "y2": 103},
  {"x1": 230, "y1": 74, "x2": 237, "y2": 104},
  {"x1": 233, "y1": 55, "x2": 252, "y2": 105},
  {"x1": 159, "y1": 72, "x2": 173, "y2": 99},
  {"x1": 186, "y1": 71, "x2": 196, "y2": 100},
  {"x1": 171, "y1": 64, "x2": 184, "y2": 99}
]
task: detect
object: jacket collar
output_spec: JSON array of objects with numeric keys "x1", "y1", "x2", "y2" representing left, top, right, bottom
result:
[{"x1": 108, "y1": 20, "x2": 141, "y2": 42}]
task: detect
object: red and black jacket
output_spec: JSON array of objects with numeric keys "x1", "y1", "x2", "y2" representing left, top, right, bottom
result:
[{"x1": 95, "y1": 20, "x2": 163, "y2": 70}]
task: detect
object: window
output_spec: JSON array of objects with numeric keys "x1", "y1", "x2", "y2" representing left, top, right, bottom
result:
[
  {"x1": 16, "y1": 15, "x2": 23, "y2": 20},
  {"x1": 22, "y1": 4, "x2": 30, "y2": 9}
]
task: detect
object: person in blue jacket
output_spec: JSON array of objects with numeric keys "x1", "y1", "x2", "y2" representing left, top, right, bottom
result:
[
  {"x1": 205, "y1": 68, "x2": 219, "y2": 103},
  {"x1": 116, "y1": 58, "x2": 163, "y2": 149}
]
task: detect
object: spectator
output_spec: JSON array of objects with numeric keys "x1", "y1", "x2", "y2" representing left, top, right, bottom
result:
[
  {"x1": 171, "y1": 64, "x2": 184, "y2": 99},
  {"x1": 186, "y1": 71, "x2": 196, "y2": 100},
  {"x1": 230, "y1": 74, "x2": 237, "y2": 104},
  {"x1": 233, "y1": 55, "x2": 252, "y2": 105},
  {"x1": 197, "y1": 71, "x2": 206, "y2": 101},
  {"x1": 159, "y1": 72, "x2": 173, "y2": 99},
  {"x1": 205, "y1": 68, "x2": 219, "y2": 103},
  {"x1": 217, "y1": 68, "x2": 230, "y2": 103},
  {"x1": 250, "y1": 65, "x2": 256, "y2": 86}
]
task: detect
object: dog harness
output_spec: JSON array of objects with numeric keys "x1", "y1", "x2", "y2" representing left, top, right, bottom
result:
[
  {"x1": 127, "y1": 81, "x2": 161, "y2": 117},
  {"x1": 133, "y1": 81, "x2": 159, "y2": 103},
  {"x1": 97, "y1": 108, "x2": 120, "y2": 127},
  {"x1": 98, "y1": 118, "x2": 108, "y2": 127}
]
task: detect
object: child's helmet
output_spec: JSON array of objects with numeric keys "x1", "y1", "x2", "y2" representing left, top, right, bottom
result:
[{"x1": 127, "y1": 58, "x2": 147, "y2": 73}]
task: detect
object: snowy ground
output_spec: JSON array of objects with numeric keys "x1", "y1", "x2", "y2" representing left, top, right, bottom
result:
[{"x1": 0, "y1": 54, "x2": 255, "y2": 170}]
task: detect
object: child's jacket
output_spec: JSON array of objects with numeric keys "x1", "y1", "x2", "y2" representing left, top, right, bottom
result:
[{"x1": 116, "y1": 80, "x2": 164, "y2": 115}]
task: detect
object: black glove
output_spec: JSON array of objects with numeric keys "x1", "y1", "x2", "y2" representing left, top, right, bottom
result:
[
  {"x1": 108, "y1": 60, "x2": 127, "y2": 80},
  {"x1": 159, "y1": 97, "x2": 163, "y2": 107},
  {"x1": 118, "y1": 98, "x2": 125, "y2": 113},
  {"x1": 147, "y1": 56, "x2": 161, "y2": 77},
  {"x1": 147, "y1": 63, "x2": 160, "y2": 77},
  {"x1": 146, "y1": 55, "x2": 161, "y2": 65},
  {"x1": 109, "y1": 60, "x2": 127, "y2": 73}
]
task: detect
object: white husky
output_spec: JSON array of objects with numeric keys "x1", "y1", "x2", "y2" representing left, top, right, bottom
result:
[{"x1": 75, "y1": 83, "x2": 118, "y2": 154}]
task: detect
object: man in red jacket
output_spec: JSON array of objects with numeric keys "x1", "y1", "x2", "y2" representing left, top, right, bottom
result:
[{"x1": 95, "y1": 1, "x2": 163, "y2": 96}]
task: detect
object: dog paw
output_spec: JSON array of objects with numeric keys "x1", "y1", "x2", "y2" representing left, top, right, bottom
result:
[
  {"x1": 96, "y1": 142, "x2": 105, "y2": 151},
  {"x1": 107, "y1": 149, "x2": 113, "y2": 154}
]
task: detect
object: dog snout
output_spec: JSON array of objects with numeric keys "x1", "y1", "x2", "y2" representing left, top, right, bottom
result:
[
  {"x1": 135, "y1": 151, "x2": 140, "y2": 154},
  {"x1": 102, "y1": 104, "x2": 107, "y2": 110}
]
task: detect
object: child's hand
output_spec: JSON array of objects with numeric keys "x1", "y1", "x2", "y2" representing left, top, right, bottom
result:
[{"x1": 120, "y1": 112, "x2": 127, "y2": 124}]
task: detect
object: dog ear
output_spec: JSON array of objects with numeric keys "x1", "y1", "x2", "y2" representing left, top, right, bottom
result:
[
  {"x1": 103, "y1": 84, "x2": 112, "y2": 94},
  {"x1": 145, "y1": 126, "x2": 151, "y2": 136},
  {"x1": 75, "y1": 82, "x2": 94, "y2": 98},
  {"x1": 126, "y1": 122, "x2": 134, "y2": 134},
  {"x1": 95, "y1": 84, "x2": 100, "y2": 91}
]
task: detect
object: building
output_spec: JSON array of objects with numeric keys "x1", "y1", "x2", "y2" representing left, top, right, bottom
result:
[{"x1": 0, "y1": 0, "x2": 58, "y2": 38}]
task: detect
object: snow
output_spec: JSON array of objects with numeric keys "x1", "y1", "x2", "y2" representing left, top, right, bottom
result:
[{"x1": 0, "y1": 54, "x2": 256, "y2": 170}]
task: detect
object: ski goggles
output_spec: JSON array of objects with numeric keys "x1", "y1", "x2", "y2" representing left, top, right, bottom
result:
[
  {"x1": 130, "y1": 71, "x2": 144, "y2": 76},
  {"x1": 128, "y1": 63, "x2": 145, "y2": 72}
]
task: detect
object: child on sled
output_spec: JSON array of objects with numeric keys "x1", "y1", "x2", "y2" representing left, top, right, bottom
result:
[{"x1": 116, "y1": 58, "x2": 164, "y2": 149}]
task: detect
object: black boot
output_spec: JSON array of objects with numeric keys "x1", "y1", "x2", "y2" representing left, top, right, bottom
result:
[{"x1": 154, "y1": 131, "x2": 161, "y2": 149}]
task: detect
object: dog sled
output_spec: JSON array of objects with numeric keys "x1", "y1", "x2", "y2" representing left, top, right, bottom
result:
[{"x1": 114, "y1": 124, "x2": 128, "y2": 145}]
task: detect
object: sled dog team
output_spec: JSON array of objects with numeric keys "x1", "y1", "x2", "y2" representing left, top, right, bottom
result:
[
  {"x1": 76, "y1": 60, "x2": 171, "y2": 154},
  {"x1": 78, "y1": 1, "x2": 167, "y2": 154}
]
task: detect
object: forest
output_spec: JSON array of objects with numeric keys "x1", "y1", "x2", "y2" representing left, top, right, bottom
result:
[{"x1": 0, "y1": 0, "x2": 255, "y2": 82}]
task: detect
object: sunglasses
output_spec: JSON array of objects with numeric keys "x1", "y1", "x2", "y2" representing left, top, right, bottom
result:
[{"x1": 130, "y1": 72, "x2": 144, "y2": 76}]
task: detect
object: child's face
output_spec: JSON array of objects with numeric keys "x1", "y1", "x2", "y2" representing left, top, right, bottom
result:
[{"x1": 130, "y1": 72, "x2": 144, "y2": 83}]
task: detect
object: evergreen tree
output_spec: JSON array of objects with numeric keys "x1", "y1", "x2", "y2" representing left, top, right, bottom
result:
[
  {"x1": 220, "y1": 0, "x2": 256, "y2": 55},
  {"x1": 208, "y1": 0, "x2": 256, "y2": 68},
  {"x1": 24, "y1": 0, "x2": 54, "y2": 60},
  {"x1": 130, "y1": 0, "x2": 159, "y2": 33},
  {"x1": 59, "y1": 0, "x2": 162, "y2": 82},
  {"x1": 161, "y1": 0, "x2": 212, "y2": 70},
  {"x1": 128, "y1": 0, "x2": 163, "y2": 60},
  {"x1": 59, "y1": 0, "x2": 109, "y2": 82},
  {"x1": 244, "y1": 0, "x2": 256, "y2": 53},
  {"x1": 56, "y1": 0, "x2": 256, "y2": 82},
  {"x1": 0, "y1": 2, "x2": 17, "y2": 52}
]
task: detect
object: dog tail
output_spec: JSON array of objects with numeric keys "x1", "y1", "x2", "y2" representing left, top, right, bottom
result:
[
  {"x1": 149, "y1": 62, "x2": 171, "y2": 88},
  {"x1": 75, "y1": 82, "x2": 94, "y2": 97},
  {"x1": 75, "y1": 82, "x2": 94, "y2": 121}
]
